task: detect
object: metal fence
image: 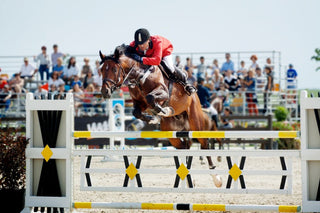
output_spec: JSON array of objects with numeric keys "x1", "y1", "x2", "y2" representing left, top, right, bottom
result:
[
  {"x1": 0, "y1": 50, "x2": 299, "y2": 120},
  {"x1": 0, "y1": 88, "x2": 298, "y2": 120},
  {"x1": 0, "y1": 51, "x2": 282, "y2": 86}
]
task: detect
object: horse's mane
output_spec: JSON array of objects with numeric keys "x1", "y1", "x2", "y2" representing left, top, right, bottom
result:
[
  {"x1": 99, "y1": 44, "x2": 127, "y2": 65},
  {"x1": 114, "y1": 44, "x2": 126, "y2": 59}
]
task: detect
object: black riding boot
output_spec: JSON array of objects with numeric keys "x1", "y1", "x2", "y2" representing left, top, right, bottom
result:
[{"x1": 173, "y1": 67, "x2": 197, "y2": 96}]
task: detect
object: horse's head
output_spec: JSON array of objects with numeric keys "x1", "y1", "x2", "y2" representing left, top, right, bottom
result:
[{"x1": 99, "y1": 45, "x2": 130, "y2": 99}]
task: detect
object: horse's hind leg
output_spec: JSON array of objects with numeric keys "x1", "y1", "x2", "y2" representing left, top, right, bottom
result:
[
  {"x1": 186, "y1": 96, "x2": 217, "y2": 169},
  {"x1": 168, "y1": 138, "x2": 192, "y2": 149}
]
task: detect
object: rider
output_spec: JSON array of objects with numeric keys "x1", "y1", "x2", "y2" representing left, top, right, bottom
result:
[{"x1": 125, "y1": 28, "x2": 196, "y2": 95}]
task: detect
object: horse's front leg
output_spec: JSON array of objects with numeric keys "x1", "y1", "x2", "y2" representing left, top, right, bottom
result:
[
  {"x1": 132, "y1": 102, "x2": 159, "y2": 124},
  {"x1": 146, "y1": 87, "x2": 174, "y2": 117}
]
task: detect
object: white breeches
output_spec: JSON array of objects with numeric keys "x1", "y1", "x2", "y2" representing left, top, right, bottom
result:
[{"x1": 162, "y1": 55, "x2": 175, "y2": 74}]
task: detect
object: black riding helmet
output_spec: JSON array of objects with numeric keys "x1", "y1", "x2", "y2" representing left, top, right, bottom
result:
[{"x1": 134, "y1": 28, "x2": 150, "y2": 45}]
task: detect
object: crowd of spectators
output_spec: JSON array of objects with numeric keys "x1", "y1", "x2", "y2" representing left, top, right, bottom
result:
[
  {"x1": 177, "y1": 53, "x2": 298, "y2": 121},
  {"x1": 0, "y1": 44, "x2": 106, "y2": 115},
  {"x1": 0, "y1": 46, "x2": 298, "y2": 119}
]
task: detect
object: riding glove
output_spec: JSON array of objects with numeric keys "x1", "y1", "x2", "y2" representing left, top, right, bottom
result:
[{"x1": 127, "y1": 53, "x2": 143, "y2": 63}]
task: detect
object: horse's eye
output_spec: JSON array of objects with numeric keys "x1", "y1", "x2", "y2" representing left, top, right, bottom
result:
[{"x1": 112, "y1": 67, "x2": 117, "y2": 73}]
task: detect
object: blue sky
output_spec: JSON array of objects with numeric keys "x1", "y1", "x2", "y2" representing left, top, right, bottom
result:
[{"x1": 0, "y1": 0, "x2": 319, "y2": 88}]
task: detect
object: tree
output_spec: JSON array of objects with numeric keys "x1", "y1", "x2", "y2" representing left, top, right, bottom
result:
[{"x1": 311, "y1": 48, "x2": 320, "y2": 71}]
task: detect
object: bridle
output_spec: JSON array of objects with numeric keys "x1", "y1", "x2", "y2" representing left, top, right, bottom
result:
[{"x1": 102, "y1": 58, "x2": 134, "y2": 93}]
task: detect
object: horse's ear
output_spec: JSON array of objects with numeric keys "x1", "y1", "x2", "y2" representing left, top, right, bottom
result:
[
  {"x1": 99, "y1": 50, "x2": 105, "y2": 60},
  {"x1": 114, "y1": 46, "x2": 122, "y2": 59},
  {"x1": 99, "y1": 50, "x2": 105, "y2": 65}
]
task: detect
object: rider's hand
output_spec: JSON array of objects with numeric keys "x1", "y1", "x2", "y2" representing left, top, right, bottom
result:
[{"x1": 127, "y1": 53, "x2": 143, "y2": 63}]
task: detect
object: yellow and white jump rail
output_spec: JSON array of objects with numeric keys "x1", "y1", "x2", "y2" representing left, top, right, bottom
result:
[
  {"x1": 73, "y1": 202, "x2": 300, "y2": 212},
  {"x1": 73, "y1": 130, "x2": 298, "y2": 139}
]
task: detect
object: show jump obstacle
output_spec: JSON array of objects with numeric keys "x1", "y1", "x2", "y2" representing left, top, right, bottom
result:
[{"x1": 22, "y1": 91, "x2": 320, "y2": 212}]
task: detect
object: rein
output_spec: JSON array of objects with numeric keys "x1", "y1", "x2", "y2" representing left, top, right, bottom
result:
[{"x1": 103, "y1": 59, "x2": 135, "y2": 93}]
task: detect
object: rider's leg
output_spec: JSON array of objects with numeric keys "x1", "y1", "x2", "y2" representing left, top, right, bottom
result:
[{"x1": 161, "y1": 55, "x2": 196, "y2": 95}]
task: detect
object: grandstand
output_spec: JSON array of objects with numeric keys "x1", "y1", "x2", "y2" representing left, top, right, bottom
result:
[{"x1": 0, "y1": 51, "x2": 298, "y2": 121}]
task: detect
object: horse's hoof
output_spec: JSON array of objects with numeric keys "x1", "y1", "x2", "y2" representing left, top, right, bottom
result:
[
  {"x1": 157, "y1": 111, "x2": 166, "y2": 116},
  {"x1": 148, "y1": 116, "x2": 160, "y2": 124},
  {"x1": 217, "y1": 156, "x2": 222, "y2": 162},
  {"x1": 211, "y1": 174, "x2": 222, "y2": 188},
  {"x1": 209, "y1": 165, "x2": 216, "y2": 169}
]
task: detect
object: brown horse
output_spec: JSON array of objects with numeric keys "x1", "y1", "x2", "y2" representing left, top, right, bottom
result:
[{"x1": 100, "y1": 45, "x2": 221, "y2": 187}]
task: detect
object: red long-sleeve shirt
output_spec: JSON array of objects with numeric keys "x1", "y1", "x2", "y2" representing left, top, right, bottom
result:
[{"x1": 130, "y1": 35, "x2": 173, "y2": 65}]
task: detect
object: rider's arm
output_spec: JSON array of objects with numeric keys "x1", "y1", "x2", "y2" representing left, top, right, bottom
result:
[{"x1": 142, "y1": 39, "x2": 163, "y2": 65}]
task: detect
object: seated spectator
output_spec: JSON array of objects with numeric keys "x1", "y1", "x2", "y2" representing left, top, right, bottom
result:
[
  {"x1": 207, "y1": 59, "x2": 219, "y2": 80},
  {"x1": 93, "y1": 68, "x2": 103, "y2": 91},
  {"x1": 34, "y1": 84, "x2": 48, "y2": 99},
  {"x1": 237, "y1": 60, "x2": 247, "y2": 77},
  {"x1": 83, "y1": 70, "x2": 94, "y2": 89},
  {"x1": 34, "y1": 46, "x2": 50, "y2": 80},
  {"x1": 211, "y1": 83, "x2": 229, "y2": 113},
  {"x1": 224, "y1": 70, "x2": 240, "y2": 93},
  {"x1": 193, "y1": 56, "x2": 207, "y2": 79},
  {"x1": 186, "y1": 66, "x2": 197, "y2": 86},
  {"x1": 217, "y1": 83, "x2": 230, "y2": 106},
  {"x1": 63, "y1": 57, "x2": 79, "y2": 85},
  {"x1": 0, "y1": 85, "x2": 12, "y2": 111},
  {"x1": 249, "y1": 55, "x2": 259, "y2": 70},
  {"x1": 56, "y1": 82, "x2": 67, "y2": 99},
  {"x1": 69, "y1": 83, "x2": 84, "y2": 115},
  {"x1": 93, "y1": 60, "x2": 100, "y2": 76},
  {"x1": 184, "y1": 57, "x2": 192, "y2": 73},
  {"x1": 197, "y1": 77, "x2": 218, "y2": 126},
  {"x1": 243, "y1": 69, "x2": 259, "y2": 115},
  {"x1": 52, "y1": 57, "x2": 64, "y2": 78},
  {"x1": 255, "y1": 67, "x2": 265, "y2": 91},
  {"x1": 48, "y1": 71, "x2": 64, "y2": 88},
  {"x1": 48, "y1": 84, "x2": 58, "y2": 99},
  {"x1": 220, "y1": 53, "x2": 234, "y2": 75},
  {"x1": 82, "y1": 84, "x2": 95, "y2": 113},
  {"x1": 0, "y1": 76, "x2": 8, "y2": 90},
  {"x1": 211, "y1": 69, "x2": 224, "y2": 91},
  {"x1": 175, "y1": 55, "x2": 183, "y2": 70},
  {"x1": 211, "y1": 59, "x2": 220, "y2": 71},
  {"x1": 71, "y1": 75, "x2": 82, "y2": 88},
  {"x1": 221, "y1": 107, "x2": 234, "y2": 128},
  {"x1": 197, "y1": 77, "x2": 212, "y2": 108},
  {"x1": 9, "y1": 73, "x2": 24, "y2": 93},
  {"x1": 80, "y1": 57, "x2": 92, "y2": 80},
  {"x1": 237, "y1": 75, "x2": 246, "y2": 92},
  {"x1": 19, "y1": 57, "x2": 38, "y2": 79}
]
